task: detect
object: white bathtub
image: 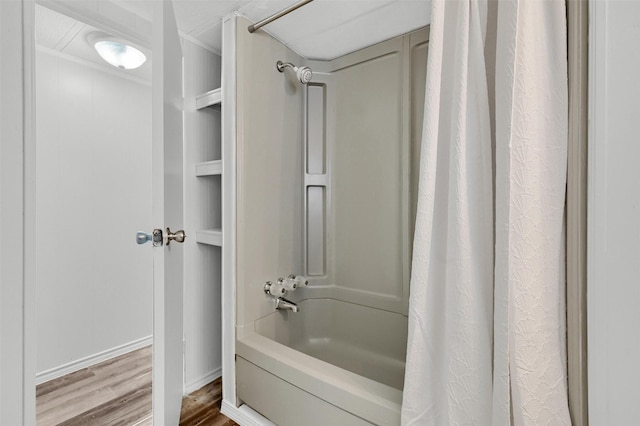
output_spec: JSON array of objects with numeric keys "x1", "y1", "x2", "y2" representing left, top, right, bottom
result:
[{"x1": 236, "y1": 298, "x2": 408, "y2": 425}]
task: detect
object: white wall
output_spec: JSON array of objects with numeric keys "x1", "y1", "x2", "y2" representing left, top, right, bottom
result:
[
  {"x1": 588, "y1": 1, "x2": 640, "y2": 424},
  {"x1": 35, "y1": 48, "x2": 152, "y2": 376}
]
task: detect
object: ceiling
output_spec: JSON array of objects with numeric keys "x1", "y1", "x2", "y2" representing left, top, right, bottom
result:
[
  {"x1": 241, "y1": 0, "x2": 430, "y2": 60},
  {"x1": 113, "y1": 0, "x2": 430, "y2": 60},
  {"x1": 36, "y1": 0, "x2": 430, "y2": 73}
]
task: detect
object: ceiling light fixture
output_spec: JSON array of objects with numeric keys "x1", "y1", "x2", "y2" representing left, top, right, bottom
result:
[{"x1": 87, "y1": 32, "x2": 147, "y2": 70}]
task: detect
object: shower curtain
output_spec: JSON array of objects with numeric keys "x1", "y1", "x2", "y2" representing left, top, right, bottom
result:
[{"x1": 402, "y1": 0, "x2": 571, "y2": 424}]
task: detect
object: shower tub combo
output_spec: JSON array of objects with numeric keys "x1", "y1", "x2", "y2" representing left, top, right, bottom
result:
[
  {"x1": 232, "y1": 13, "x2": 428, "y2": 426},
  {"x1": 237, "y1": 299, "x2": 407, "y2": 425}
]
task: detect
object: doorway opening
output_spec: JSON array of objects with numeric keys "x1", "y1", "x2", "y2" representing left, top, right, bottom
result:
[{"x1": 34, "y1": 4, "x2": 153, "y2": 425}]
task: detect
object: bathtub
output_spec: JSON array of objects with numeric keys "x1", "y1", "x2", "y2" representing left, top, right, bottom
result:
[{"x1": 236, "y1": 298, "x2": 408, "y2": 425}]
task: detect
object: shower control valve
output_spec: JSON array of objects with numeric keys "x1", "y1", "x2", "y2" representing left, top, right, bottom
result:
[
  {"x1": 264, "y1": 281, "x2": 285, "y2": 297},
  {"x1": 282, "y1": 274, "x2": 308, "y2": 291},
  {"x1": 282, "y1": 276, "x2": 298, "y2": 292},
  {"x1": 289, "y1": 274, "x2": 309, "y2": 288}
]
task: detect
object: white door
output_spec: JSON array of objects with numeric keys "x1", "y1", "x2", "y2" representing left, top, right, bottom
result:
[{"x1": 152, "y1": 0, "x2": 184, "y2": 424}]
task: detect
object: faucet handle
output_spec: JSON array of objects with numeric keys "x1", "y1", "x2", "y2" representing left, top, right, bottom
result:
[
  {"x1": 282, "y1": 276, "x2": 298, "y2": 291},
  {"x1": 264, "y1": 281, "x2": 285, "y2": 297},
  {"x1": 288, "y1": 274, "x2": 309, "y2": 287}
]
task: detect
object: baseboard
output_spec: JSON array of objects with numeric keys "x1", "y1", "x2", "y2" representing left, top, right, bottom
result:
[
  {"x1": 184, "y1": 367, "x2": 222, "y2": 395},
  {"x1": 221, "y1": 400, "x2": 275, "y2": 426},
  {"x1": 36, "y1": 335, "x2": 153, "y2": 385}
]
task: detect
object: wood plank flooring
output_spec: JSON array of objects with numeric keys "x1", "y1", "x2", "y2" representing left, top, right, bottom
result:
[
  {"x1": 37, "y1": 346, "x2": 152, "y2": 426},
  {"x1": 36, "y1": 346, "x2": 237, "y2": 426},
  {"x1": 179, "y1": 378, "x2": 238, "y2": 426}
]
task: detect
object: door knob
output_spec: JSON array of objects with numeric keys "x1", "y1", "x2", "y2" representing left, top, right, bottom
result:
[
  {"x1": 136, "y1": 231, "x2": 152, "y2": 245},
  {"x1": 166, "y1": 228, "x2": 186, "y2": 245},
  {"x1": 137, "y1": 229, "x2": 164, "y2": 247}
]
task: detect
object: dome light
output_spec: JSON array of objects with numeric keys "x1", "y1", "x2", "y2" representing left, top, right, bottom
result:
[{"x1": 88, "y1": 33, "x2": 147, "y2": 70}]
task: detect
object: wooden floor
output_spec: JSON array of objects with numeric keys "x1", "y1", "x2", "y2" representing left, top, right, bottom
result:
[
  {"x1": 36, "y1": 346, "x2": 237, "y2": 426},
  {"x1": 179, "y1": 379, "x2": 238, "y2": 426}
]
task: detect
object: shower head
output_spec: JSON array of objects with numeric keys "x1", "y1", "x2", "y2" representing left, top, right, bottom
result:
[{"x1": 277, "y1": 60, "x2": 313, "y2": 84}]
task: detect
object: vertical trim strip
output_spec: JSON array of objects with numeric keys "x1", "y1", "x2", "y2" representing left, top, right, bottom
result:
[
  {"x1": 23, "y1": 0, "x2": 36, "y2": 423},
  {"x1": 586, "y1": 0, "x2": 607, "y2": 423},
  {"x1": 221, "y1": 12, "x2": 238, "y2": 409},
  {"x1": 566, "y1": 0, "x2": 589, "y2": 424}
]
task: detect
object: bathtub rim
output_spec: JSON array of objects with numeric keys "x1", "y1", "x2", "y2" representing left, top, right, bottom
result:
[{"x1": 237, "y1": 332, "x2": 403, "y2": 424}]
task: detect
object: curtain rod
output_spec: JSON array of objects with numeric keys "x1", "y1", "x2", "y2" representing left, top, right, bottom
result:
[{"x1": 247, "y1": 0, "x2": 315, "y2": 33}]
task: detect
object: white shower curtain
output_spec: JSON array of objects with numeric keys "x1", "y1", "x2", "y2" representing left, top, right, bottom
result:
[{"x1": 402, "y1": 0, "x2": 571, "y2": 424}]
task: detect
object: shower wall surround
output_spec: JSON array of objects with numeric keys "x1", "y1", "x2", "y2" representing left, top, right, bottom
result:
[
  {"x1": 234, "y1": 17, "x2": 306, "y2": 333},
  {"x1": 300, "y1": 31, "x2": 429, "y2": 315},
  {"x1": 235, "y1": 19, "x2": 429, "y2": 332}
]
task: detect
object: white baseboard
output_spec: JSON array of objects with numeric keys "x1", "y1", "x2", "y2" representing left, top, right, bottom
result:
[
  {"x1": 36, "y1": 335, "x2": 153, "y2": 385},
  {"x1": 184, "y1": 367, "x2": 222, "y2": 395},
  {"x1": 221, "y1": 400, "x2": 274, "y2": 426}
]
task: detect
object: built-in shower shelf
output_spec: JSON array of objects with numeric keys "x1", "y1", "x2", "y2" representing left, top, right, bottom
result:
[
  {"x1": 195, "y1": 160, "x2": 222, "y2": 176},
  {"x1": 196, "y1": 229, "x2": 222, "y2": 246},
  {"x1": 196, "y1": 88, "x2": 222, "y2": 110}
]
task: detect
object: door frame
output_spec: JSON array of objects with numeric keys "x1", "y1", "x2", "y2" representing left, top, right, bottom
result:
[
  {"x1": 0, "y1": 0, "x2": 36, "y2": 424},
  {"x1": 0, "y1": 1, "x2": 169, "y2": 424}
]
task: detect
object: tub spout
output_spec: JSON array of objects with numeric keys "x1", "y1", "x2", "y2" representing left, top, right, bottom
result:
[{"x1": 275, "y1": 297, "x2": 299, "y2": 313}]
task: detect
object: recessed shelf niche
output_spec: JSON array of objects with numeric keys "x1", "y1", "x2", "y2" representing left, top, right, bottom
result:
[{"x1": 194, "y1": 87, "x2": 223, "y2": 247}]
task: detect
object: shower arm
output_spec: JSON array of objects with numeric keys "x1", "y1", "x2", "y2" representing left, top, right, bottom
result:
[
  {"x1": 276, "y1": 60, "x2": 313, "y2": 84},
  {"x1": 248, "y1": 0, "x2": 315, "y2": 33},
  {"x1": 277, "y1": 61, "x2": 295, "y2": 72}
]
